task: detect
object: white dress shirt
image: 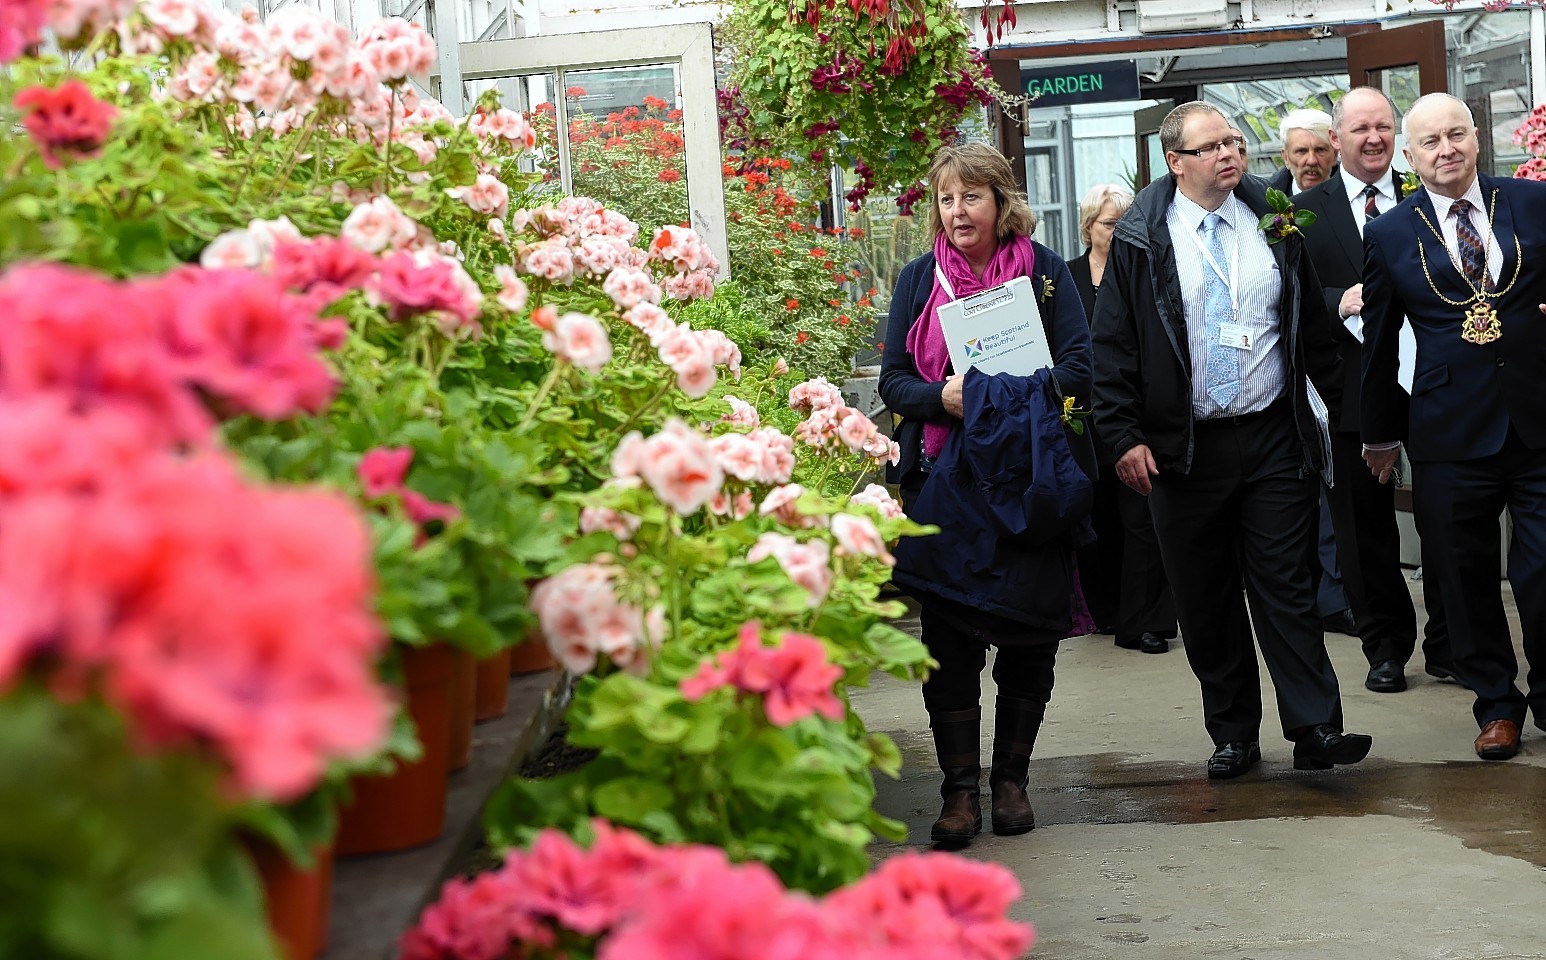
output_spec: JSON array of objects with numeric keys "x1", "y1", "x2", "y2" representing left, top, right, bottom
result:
[
  {"x1": 1424, "y1": 178, "x2": 1503, "y2": 287},
  {"x1": 1338, "y1": 166, "x2": 1397, "y2": 236},
  {"x1": 1167, "y1": 191, "x2": 1286, "y2": 419}
]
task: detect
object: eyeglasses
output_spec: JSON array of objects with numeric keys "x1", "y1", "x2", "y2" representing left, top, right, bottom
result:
[{"x1": 1173, "y1": 137, "x2": 1247, "y2": 158}]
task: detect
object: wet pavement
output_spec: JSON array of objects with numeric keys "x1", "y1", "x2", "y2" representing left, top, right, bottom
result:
[{"x1": 852, "y1": 580, "x2": 1546, "y2": 959}]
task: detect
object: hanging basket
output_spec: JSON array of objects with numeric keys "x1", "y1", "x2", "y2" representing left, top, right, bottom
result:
[{"x1": 335, "y1": 643, "x2": 454, "y2": 855}]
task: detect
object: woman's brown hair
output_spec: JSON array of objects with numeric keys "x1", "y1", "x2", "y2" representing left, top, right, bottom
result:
[{"x1": 923, "y1": 142, "x2": 1037, "y2": 243}]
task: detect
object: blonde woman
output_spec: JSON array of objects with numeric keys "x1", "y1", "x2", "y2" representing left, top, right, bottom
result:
[{"x1": 1069, "y1": 184, "x2": 1178, "y2": 656}]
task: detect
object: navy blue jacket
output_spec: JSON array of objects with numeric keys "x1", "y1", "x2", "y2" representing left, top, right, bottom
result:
[
  {"x1": 893, "y1": 368, "x2": 1096, "y2": 631},
  {"x1": 1361, "y1": 173, "x2": 1546, "y2": 461}
]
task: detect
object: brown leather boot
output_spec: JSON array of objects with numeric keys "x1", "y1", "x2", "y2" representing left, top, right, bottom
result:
[
  {"x1": 929, "y1": 706, "x2": 982, "y2": 847},
  {"x1": 989, "y1": 695, "x2": 1043, "y2": 836}
]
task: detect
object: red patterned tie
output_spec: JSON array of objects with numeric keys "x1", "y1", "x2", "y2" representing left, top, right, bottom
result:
[
  {"x1": 1362, "y1": 184, "x2": 1381, "y2": 222},
  {"x1": 1451, "y1": 199, "x2": 1486, "y2": 289}
]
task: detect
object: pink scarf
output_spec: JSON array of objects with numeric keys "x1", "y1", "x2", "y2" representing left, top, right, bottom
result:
[{"x1": 906, "y1": 231, "x2": 1037, "y2": 458}]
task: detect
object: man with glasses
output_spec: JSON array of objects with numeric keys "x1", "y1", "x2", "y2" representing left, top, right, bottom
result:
[{"x1": 1092, "y1": 100, "x2": 1372, "y2": 780}]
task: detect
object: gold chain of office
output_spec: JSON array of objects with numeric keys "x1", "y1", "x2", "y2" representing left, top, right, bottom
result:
[{"x1": 1414, "y1": 191, "x2": 1522, "y2": 346}]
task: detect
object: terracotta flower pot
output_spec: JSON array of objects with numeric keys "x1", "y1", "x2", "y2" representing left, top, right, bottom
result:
[
  {"x1": 447, "y1": 649, "x2": 476, "y2": 772},
  {"x1": 335, "y1": 643, "x2": 454, "y2": 855},
  {"x1": 474, "y1": 648, "x2": 511, "y2": 722},
  {"x1": 508, "y1": 632, "x2": 557, "y2": 675},
  {"x1": 245, "y1": 838, "x2": 333, "y2": 960}
]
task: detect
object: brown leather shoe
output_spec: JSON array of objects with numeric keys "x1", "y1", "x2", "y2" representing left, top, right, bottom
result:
[{"x1": 1475, "y1": 719, "x2": 1521, "y2": 760}]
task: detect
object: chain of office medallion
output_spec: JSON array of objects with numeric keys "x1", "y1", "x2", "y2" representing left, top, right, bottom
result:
[{"x1": 1413, "y1": 191, "x2": 1522, "y2": 307}]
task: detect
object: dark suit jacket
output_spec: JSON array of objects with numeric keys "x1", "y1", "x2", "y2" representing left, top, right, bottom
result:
[
  {"x1": 1092, "y1": 173, "x2": 1343, "y2": 476},
  {"x1": 1362, "y1": 174, "x2": 1546, "y2": 461},
  {"x1": 1295, "y1": 168, "x2": 1396, "y2": 434},
  {"x1": 1267, "y1": 166, "x2": 1294, "y2": 195},
  {"x1": 1068, "y1": 250, "x2": 1098, "y2": 323}
]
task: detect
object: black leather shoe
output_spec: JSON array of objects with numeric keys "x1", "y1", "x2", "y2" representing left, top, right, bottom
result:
[
  {"x1": 1206, "y1": 741, "x2": 1261, "y2": 779},
  {"x1": 1115, "y1": 632, "x2": 1170, "y2": 653},
  {"x1": 1425, "y1": 662, "x2": 1464, "y2": 685},
  {"x1": 1292, "y1": 724, "x2": 1372, "y2": 770},
  {"x1": 1365, "y1": 659, "x2": 1407, "y2": 693},
  {"x1": 1322, "y1": 609, "x2": 1359, "y2": 636}
]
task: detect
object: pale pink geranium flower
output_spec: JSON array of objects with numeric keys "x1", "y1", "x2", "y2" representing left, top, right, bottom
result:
[
  {"x1": 521, "y1": 238, "x2": 576, "y2": 285},
  {"x1": 492, "y1": 264, "x2": 528, "y2": 312},
  {"x1": 141, "y1": 0, "x2": 201, "y2": 37},
  {"x1": 341, "y1": 195, "x2": 418, "y2": 253},
  {"x1": 747, "y1": 531, "x2": 832, "y2": 606},
  {"x1": 200, "y1": 229, "x2": 264, "y2": 270},
  {"x1": 447, "y1": 173, "x2": 510, "y2": 219},
  {"x1": 837, "y1": 410, "x2": 878, "y2": 453},
  {"x1": 708, "y1": 433, "x2": 764, "y2": 483},
  {"x1": 749, "y1": 428, "x2": 796, "y2": 485},
  {"x1": 707, "y1": 489, "x2": 754, "y2": 520},
  {"x1": 529, "y1": 561, "x2": 655, "y2": 675},
  {"x1": 601, "y1": 265, "x2": 661, "y2": 310},
  {"x1": 850, "y1": 483, "x2": 905, "y2": 520},
  {"x1": 759, "y1": 483, "x2": 817, "y2": 528},
  {"x1": 788, "y1": 376, "x2": 845, "y2": 414},
  {"x1": 831, "y1": 513, "x2": 894, "y2": 566},
  {"x1": 542, "y1": 312, "x2": 612, "y2": 374},
  {"x1": 721, "y1": 395, "x2": 760, "y2": 429},
  {"x1": 635, "y1": 420, "x2": 723, "y2": 516},
  {"x1": 622, "y1": 302, "x2": 672, "y2": 345},
  {"x1": 655, "y1": 324, "x2": 715, "y2": 398}
]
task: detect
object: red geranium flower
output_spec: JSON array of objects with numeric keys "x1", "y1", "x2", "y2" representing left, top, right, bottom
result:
[{"x1": 13, "y1": 80, "x2": 118, "y2": 169}]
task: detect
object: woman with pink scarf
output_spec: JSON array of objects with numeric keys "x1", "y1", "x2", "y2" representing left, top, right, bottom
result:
[{"x1": 878, "y1": 143, "x2": 1092, "y2": 848}]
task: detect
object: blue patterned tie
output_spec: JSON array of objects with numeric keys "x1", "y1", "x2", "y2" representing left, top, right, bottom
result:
[
  {"x1": 1200, "y1": 213, "x2": 1239, "y2": 408},
  {"x1": 1451, "y1": 199, "x2": 1486, "y2": 289}
]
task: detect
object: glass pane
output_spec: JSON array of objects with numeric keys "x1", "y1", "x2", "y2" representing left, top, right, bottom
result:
[
  {"x1": 1024, "y1": 148, "x2": 1059, "y2": 205},
  {"x1": 1454, "y1": 10, "x2": 1531, "y2": 177},
  {"x1": 563, "y1": 65, "x2": 688, "y2": 235}
]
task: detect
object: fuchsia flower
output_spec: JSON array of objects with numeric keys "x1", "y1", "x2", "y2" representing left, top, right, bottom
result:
[{"x1": 13, "y1": 79, "x2": 118, "y2": 168}]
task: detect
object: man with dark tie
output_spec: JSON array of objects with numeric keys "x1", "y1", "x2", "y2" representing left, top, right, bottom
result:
[
  {"x1": 1092, "y1": 101, "x2": 1372, "y2": 780},
  {"x1": 1362, "y1": 92, "x2": 1546, "y2": 761},
  {"x1": 1295, "y1": 86, "x2": 1456, "y2": 695}
]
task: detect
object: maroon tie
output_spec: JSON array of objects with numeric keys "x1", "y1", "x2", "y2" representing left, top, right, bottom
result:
[
  {"x1": 1451, "y1": 199, "x2": 1486, "y2": 289},
  {"x1": 1362, "y1": 184, "x2": 1381, "y2": 222}
]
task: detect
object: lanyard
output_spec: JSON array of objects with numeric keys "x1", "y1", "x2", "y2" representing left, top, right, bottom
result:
[
  {"x1": 1184, "y1": 214, "x2": 1239, "y2": 315},
  {"x1": 934, "y1": 264, "x2": 956, "y2": 301}
]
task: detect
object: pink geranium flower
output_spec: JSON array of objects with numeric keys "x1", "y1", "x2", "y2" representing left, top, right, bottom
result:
[
  {"x1": 357, "y1": 447, "x2": 413, "y2": 498},
  {"x1": 681, "y1": 622, "x2": 844, "y2": 726}
]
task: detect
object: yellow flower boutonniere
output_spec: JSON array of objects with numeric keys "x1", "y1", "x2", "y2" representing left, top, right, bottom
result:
[
  {"x1": 1399, "y1": 171, "x2": 1421, "y2": 199},
  {"x1": 1040, "y1": 276, "x2": 1055, "y2": 303},
  {"x1": 1061, "y1": 395, "x2": 1092, "y2": 435},
  {"x1": 1257, "y1": 187, "x2": 1317, "y2": 245}
]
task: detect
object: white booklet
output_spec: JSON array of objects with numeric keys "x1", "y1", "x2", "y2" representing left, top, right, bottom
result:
[{"x1": 936, "y1": 275, "x2": 1053, "y2": 377}]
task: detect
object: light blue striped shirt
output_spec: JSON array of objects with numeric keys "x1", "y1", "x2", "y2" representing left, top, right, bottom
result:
[{"x1": 1167, "y1": 191, "x2": 1286, "y2": 419}]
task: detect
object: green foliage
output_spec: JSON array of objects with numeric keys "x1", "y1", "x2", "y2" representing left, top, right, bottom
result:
[{"x1": 0, "y1": 686, "x2": 275, "y2": 960}]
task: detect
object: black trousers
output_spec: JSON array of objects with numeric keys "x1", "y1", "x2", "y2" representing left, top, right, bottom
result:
[
  {"x1": 1079, "y1": 472, "x2": 1178, "y2": 642},
  {"x1": 919, "y1": 600, "x2": 1059, "y2": 716},
  {"x1": 1326, "y1": 431, "x2": 1420, "y2": 665},
  {"x1": 1147, "y1": 406, "x2": 1344, "y2": 744},
  {"x1": 1412, "y1": 428, "x2": 1546, "y2": 730}
]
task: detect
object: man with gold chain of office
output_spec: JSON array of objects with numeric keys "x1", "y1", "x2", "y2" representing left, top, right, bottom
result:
[{"x1": 1360, "y1": 92, "x2": 1546, "y2": 762}]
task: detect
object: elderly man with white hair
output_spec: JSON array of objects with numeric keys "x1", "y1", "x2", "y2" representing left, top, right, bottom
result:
[{"x1": 1268, "y1": 108, "x2": 1335, "y2": 195}]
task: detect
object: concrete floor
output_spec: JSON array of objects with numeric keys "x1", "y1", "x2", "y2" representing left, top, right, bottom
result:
[{"x1": 853, "y1": 579, "x2": 1546, "y2": 960}]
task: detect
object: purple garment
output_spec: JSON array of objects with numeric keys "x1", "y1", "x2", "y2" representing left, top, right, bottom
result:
[{"x1": 906, "y1": 232, "x2": 1038, "y2": 458}]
